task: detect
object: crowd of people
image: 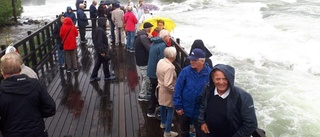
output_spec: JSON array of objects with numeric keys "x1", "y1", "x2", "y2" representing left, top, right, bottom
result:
[{"x1": 0, "y1": 0, "x2": 260, "y2": 137}]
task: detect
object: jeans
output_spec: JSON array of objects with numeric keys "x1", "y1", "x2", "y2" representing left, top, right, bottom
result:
[
  {"x1": 91, "y1": 52, "x2": 110, "y2": 78},
  {"x1": 126, "y1": 31, "x2": 135, "y2": 50},
  {"x1": 138, "y1": 66, "x2": 150, "y2": 97},
  {"x1": 180, "y1": 114, "x2": 204, "y2": 137},
  {"x1": 160, "y1": 106, "x2": 174, "y2": 133},
  {"x1": 148, "y1": 78, "x2": 158, "y2": 113},
  {"x1": 57, "y1": 44, "x2": 65, "y2": 66}
]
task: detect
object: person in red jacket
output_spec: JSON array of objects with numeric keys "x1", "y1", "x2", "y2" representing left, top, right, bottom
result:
[
  {"x1": 60, "y1": 17, "x2": 79, "y2": 73},
  {"x1": 123, "y1": 6, "x2": 138, "y2": 52},
  {"x1": 151, "y1": 19, "x2": 171, "y2": 46}
]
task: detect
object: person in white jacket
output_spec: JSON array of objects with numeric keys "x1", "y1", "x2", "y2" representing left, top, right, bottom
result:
[{"x1": 139, "y1": 9, "x2": 153, "y2": 24}]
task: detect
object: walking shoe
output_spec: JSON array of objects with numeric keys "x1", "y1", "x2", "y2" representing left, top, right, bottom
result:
[
  {"x1": 104, "y1": 75, "x2": 116, "y2": 80},
  {"x1": 163, "y1": 131, "x2": 178, "y2": 137},
  {"x1": 147, "y1": 113, "x2": 156, "y2": 118},
  {"x1": 160, "y1": 123, "x2": 174, "y2": 129},
  {"x1": 66, "y1": 69, "x2": 71, "y2": 73},
  {"x1": 138, "y1": 96, "x2": 149, "y2": 102},
  {"x1": 128, "y1": 49, "x2": 135, "y2": 53},
  {"x1": 90, "y1": 77, "x2": 101, "y2": 82},
  {"x1": 74, "y1": 69, "x2": 79, "y2": 72}
]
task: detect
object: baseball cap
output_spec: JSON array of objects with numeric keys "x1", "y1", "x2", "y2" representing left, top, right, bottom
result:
[
  {"x1": 143, "y1": 22, "x2": 153, "y2": 28},
  {"x1": 187, "y1": 48, "x2": 205, "y2": 61}
]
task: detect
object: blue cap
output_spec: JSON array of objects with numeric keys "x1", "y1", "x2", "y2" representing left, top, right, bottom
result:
[
  {"x1": 115, "y1": 3, "x2": 120, "y2": 8},
  {"x1": 187, "y1": 48, "x2": 205, "y2": 60}
]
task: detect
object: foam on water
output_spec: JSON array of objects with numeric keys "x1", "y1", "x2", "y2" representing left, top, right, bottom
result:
[
  {"x1": 21, "y1": 0, "x2": 320, "y2": 136},
  {"x1": 159, "y1": 0, "x2": 320, "y2": 136}
]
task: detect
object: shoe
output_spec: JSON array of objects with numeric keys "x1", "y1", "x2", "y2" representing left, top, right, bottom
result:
[
  {"x1": 138, "y1": 96, "x2": 149, "y2": 102},
  {"x1": 66, "y1": 69, "x2": 71, "y2": 73},
  {"x1": 90, "y1": 77, "x2": 101, "y2": 82},
  {"x1": 129, "y1": 49, "x2": 135, "y2": 53},
  {"x1": 147, "y1": 113, "x2": 156, "y2": 118},
  {"x1": 60, "y1": 65, "x2": 65, "y2": 69},
  {"x1": 74, "y1": 69, "x2": 79, "y2": 72},
  {"x1": 160, "y1": 123, "x2": 174, "y2": 129},
  {"x1": 104, "y1": 75, "x2": 116, "y2": 80},
  {"x1": 163, "y1": 131, "x2": 178, "y2": 137}
]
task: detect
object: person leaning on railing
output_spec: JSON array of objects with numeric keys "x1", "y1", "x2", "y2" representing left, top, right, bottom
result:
[{"x1": 199, "y1": 64, "x2": 258, "y2": 137}]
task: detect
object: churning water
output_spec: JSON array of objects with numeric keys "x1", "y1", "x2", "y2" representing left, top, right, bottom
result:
[{"x1": 21, "y1": 0, "x2": 320, "y2": 136}]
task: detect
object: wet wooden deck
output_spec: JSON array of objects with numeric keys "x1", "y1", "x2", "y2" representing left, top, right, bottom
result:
[{"x1": 44, "y1": 32, "x2": 180, "y2": 137}]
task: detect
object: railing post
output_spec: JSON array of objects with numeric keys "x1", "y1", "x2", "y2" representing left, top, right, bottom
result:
[
  {"x1": 176, "y1": 38, "x2": 180, "y2": 45},
  {"x1": 1, "y1": 45, "x2": 6, "y2": 50}
]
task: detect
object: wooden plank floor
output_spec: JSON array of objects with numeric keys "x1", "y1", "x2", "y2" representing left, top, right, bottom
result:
[{"x1": 43, "y1": 31, "x2": 180, "y2": 137}]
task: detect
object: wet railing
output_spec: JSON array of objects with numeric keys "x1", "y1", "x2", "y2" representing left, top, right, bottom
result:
[{"x1": 0, "y1": 18, "x2": 59, "y2": 84}]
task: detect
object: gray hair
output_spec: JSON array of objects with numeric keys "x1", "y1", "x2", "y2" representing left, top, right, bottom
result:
[
  {"x1": 159, "y1": 30, "x2": 170, "y2": 39},
  {"x1": 164, "y1": 47, "x2": 177, "y2": 59},
  {"x1": 126, "y1": 6, "x2": 132, "y2": 11}
]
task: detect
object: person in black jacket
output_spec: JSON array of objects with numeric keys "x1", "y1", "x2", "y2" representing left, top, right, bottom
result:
[
  {"x1": 53, "y1": 14, "x2": 66, "y2": 69},
  {"x1": 0, "y1": 52, "x2": 56, "y2": 137},
  {"x1": 90, "y1": 26, "x2": 116, "y2": 82},
  {"x1": 184, "y1": 39, "x2": 213, "y2": 68},
  {"x1": 134, "y1": 22, "x2": 153, "y2": 101},
  {"x1": 199, "y1": 64, "x2": 257, "y2": 137}
]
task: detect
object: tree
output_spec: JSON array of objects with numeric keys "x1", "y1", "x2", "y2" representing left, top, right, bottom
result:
[{"x1": 0, "y1": 0, "x2": 23, "y2": 25}]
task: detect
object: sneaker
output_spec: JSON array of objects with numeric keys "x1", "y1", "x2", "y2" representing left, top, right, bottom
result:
[
  {"x1": 90, "y1": 77, "x2": 101, "y2": 82},
  {"x1": 163, "y1": 131, "x2": 178, "y2": 137},
  {"x1": 147, "y1": 113, "x2": 156, "y2": 118},
  {"x1": 138, "y1": 96, "x2": 149, "y2": 102},
  {"x1": 129, "y1": 49, "x2": 135, "y2": 53},
  {"x1": 160, "y1": 123, "x2": 174, "y2": 129},
  {"x1": 60, "y1": 65, "x2": 65, "y2": 69},
  {"x1": 74, "y1": 69, "x2": 79, "y2": 72},
  {"x1": 104, "y1": 75, "x2": 116, "y2": 80},
  {"x1": 66, "y1": 69, "x2": 71, "y2": 73}
]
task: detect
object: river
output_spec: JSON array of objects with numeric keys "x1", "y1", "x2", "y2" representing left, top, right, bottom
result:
[{"x1": 9, "y1": 0, "x2": 320, "y2": 136}]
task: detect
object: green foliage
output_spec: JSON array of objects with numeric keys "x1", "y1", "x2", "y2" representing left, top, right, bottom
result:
[{"x1": 0, "y1": 0, "x2": 23, "y2": 25}]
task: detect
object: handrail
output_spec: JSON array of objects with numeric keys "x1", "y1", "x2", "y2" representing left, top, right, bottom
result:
[{"x1": 0, "y1": 18, "x2": 59, "y2": 85}]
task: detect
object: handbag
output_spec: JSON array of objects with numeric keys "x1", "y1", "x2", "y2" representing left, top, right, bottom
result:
[{"x1": 60, "y1": 27, "x2": 72, "y2": 50}]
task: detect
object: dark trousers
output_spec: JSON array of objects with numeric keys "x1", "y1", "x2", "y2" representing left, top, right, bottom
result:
[
  {"x1": 79, "y1": 26, "x2": 86, "y2": 41},
  {"x1": 180, "y1": 114, "x2": 204, "y2": 137},
  {"x1": 90, "y1": 53, "x2": 110, "y2": 78},
  {"x1": 109, "y1": 20, "x2": 115, "y2": 42},
  {"x1": 148, "y1": 78, "x2": 159, "y2": 113},
  {"x1": 91, "y1": 18, "x2": 97, "y2": 30}
]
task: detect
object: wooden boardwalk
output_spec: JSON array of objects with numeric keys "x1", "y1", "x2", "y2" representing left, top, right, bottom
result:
[{"x1": 44, "y1": 32, "x2": 180, "y2": 137}]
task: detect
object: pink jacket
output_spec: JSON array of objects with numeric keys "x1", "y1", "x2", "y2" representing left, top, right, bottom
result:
[{"x1": 123, "y1": 11, "x2": 137, "y2": 31}]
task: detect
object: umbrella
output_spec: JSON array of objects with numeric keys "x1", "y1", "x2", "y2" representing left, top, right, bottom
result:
[
  {"x1": 103, "y1": 0, "x2": 119, "y2": 5},
  {"x1": 140, "y1": 17, "x2": 176, "y2": 32},
  {"x1": 139, "y1": 3, "x2": 159, "y2": 11}
]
